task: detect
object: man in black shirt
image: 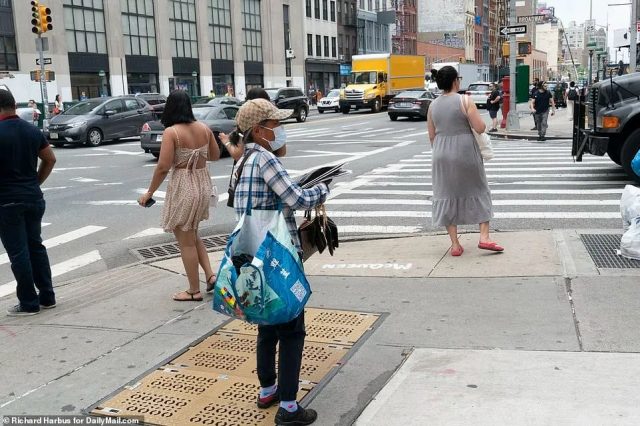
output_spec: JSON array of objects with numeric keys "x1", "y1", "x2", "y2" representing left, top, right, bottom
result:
[
  {"x1": 0, "y1": 89, "x2": 57, "y2": 316},
  {"x1": 530, "y1": 82, "x2": 556, "y2": 141},
  {"x1": 529, "y1": 78, "x2": 540, "y2": 130}
]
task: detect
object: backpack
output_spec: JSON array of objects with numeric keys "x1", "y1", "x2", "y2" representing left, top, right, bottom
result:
[{"x1": 567, "y1": 88, "x2": 577, "y2": 101}]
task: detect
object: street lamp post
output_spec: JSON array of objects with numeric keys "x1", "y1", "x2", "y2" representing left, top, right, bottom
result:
[{"x1": 588, "y1": 49, "x2": 594, "y2": 85}]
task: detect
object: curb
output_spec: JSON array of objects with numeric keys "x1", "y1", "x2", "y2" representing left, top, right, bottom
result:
[{"x1": 489, "y1": 132, "x2": 571, "y2": 141}]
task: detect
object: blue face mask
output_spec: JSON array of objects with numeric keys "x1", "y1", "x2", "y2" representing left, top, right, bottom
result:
[{"x1": 262, "y1": 125, "x2": 287, "y2": 151}]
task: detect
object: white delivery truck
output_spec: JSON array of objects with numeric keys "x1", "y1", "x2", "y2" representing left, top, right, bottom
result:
[{"x1": 430, "y1": 62, "x2": 485, "y2": 92}]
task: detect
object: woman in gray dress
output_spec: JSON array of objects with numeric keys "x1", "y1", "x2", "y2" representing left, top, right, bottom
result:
[{"x1": 427, "y1": 66, "x2": 503, "y2": 256}]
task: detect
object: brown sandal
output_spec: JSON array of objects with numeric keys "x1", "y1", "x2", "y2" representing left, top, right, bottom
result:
[
  {"x1": 206, "y1": 275, "x2": 217, "y2": 293},
  {"x1": 173, "y1": 290, "x2": 203, "y2": 302}
]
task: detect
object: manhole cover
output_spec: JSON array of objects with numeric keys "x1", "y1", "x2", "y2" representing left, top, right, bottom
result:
[
  {"x1": 89, "y1": 308, "x2": 383, "y2": 425},
  {"x1": 132, "y1": 234, "x2": 228, "y2": 261},
  {"x1": 580, "y1": 234, "x2": 640, "y2": 269}
]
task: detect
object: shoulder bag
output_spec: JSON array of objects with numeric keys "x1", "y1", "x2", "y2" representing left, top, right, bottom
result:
[
  {"x1": 226, "y1": 149, "x2": 257, "y2": 207},
  {"x1": 460, "y1": 95, "x2": 493, "y2": 161},
  {"x1": 298, "y1": 204, "x2": 338, "y2": 262}
]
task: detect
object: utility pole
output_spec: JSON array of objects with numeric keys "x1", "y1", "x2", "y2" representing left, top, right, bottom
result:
[
  {"x1": 507, "y1": 0, "x2": 519, "y2": 130},
  {"x1": 30, "y1": 0, "x2": 53, "y2": 129},
  {"x1": 631, "y1": 0, "x2": 637, "y2": 73}
]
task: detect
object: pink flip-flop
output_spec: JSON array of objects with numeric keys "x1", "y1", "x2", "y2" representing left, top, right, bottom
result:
[
  {"x1": 478, "y1": 241, "x2": 504, "y2": 252},
  {"x1": 451, "y1": 246, "x2": 464, "y2": 257}
]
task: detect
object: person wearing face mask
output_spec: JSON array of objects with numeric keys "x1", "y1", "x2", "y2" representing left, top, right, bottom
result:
[{"x1": 230, "y1": 98, "x2": 328, "y2": 425}]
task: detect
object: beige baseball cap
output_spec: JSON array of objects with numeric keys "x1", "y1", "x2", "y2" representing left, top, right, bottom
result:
[{"x1": 236, "y1": 98, "x2": 293, "y2": 133}]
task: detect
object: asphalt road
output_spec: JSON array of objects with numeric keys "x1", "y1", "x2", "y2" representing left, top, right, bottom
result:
[{"x1": 0, "y1": 107, "x2": 630, "y2": 293}]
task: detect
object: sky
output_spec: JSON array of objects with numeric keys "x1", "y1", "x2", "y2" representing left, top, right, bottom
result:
[{"x1": 543, "y1": 0, "x2": 630, "y2": 61}]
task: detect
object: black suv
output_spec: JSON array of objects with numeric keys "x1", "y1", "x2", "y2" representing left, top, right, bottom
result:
[{"x1": 264, "y1": 88, "x2": 309, "y2": 122}]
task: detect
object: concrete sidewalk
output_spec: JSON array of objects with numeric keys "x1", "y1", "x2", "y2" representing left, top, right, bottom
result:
[
  {"x1": 1, "y1": 229, "x2": 639, "y2": 425},
  {"x1": 485, "y1": 102, "x2": 573, "y2": 140}
]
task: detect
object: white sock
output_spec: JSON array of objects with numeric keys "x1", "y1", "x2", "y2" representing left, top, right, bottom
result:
[
  {"x1": 280, "y1": 400, "x2": 298, "y2": 413},
  {"x1": 260, "y1": 384, "x2": 277, "y2": 398}
]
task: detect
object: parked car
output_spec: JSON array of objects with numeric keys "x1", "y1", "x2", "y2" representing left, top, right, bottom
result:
[
  {"x1": 45, "y1": 96, "x2": 155, "y2": 147},
  {"x1": 465, "y1": 82, "x2": 492, "y2": 108},
  {"x1": 317, "y1": 89, "x2": 341, "y2": 113},
  {"x1": 264, "y1": 87, "x2": 308, "y2": 122},
  {"x1": 194, "y1": 96, "x2": 243, "y2": 107},
  {"x1": 388, "y1": 90, "x2": 435, "y2": 121},
  {"x1": 140, "y1": 104, "x2": 239, "y2": 158},
  {"x1": 135, "y1": 93, "x2": 166, "y2": 116}
]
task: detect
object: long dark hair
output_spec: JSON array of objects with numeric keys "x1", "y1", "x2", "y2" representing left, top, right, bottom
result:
[
  {"x1": 434, "y1": 66, "x2": 458, "y2": 92},
  {"x1": 161, "y1": 90, "x2": 195, "y2": 127}
]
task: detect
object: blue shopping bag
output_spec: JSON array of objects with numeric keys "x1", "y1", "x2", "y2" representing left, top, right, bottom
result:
[
  {"x1": 212, "y1": 155, "x2": 311, "y2": 325},
  {"x1": 632, "y1": 149, "x2": 640, "y2": 177}
]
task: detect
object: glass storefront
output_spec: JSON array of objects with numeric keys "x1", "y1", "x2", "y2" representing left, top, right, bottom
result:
[
  {"x1": 245, "y1": 74, "x2": 263, "y2": 91},
  {"x1": 70, "y1": 73, "x2": 110, "y2": 101},
  {"x1": 307, "y1": 71, "x2": 338, "y2": 97},
  {"x1": 213, "y1": 74, "x2": 234, "y2": 96},
  {"x1": 128, "y1": 73, "x2": 159, "y2": 94},
  {"x1": 169, "y1": 75, "x2": 199, "y2": 97}
]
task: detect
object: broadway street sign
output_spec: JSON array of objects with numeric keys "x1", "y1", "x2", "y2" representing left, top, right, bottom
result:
[
  {"x1": 517, "y1": 15, "x2": 546, "y2": 24},
  {"x1": 500, "y1": 25, "x2": 527, "y2": 36}
]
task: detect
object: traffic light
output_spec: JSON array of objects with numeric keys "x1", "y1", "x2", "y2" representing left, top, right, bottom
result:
[
  {"x1": 39, "y1": 5, "x2": 53, "y2": 33},
  {"x1": 31, "y1": 0, "x2": 40, "y2": 34},
  {"x1": 30, "y1": 1, "x2": 52, "y2": 34}
]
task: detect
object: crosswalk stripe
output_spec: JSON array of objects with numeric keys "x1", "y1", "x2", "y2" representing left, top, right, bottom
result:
[
  {"x1": 361, "y1": 176, "x2": 631, "y2": 185},
  {"x1": 344, "y1": 189, "x2": 625, "y2": 195},
  {"x1": 124, "y1": 228, "x2": 165, "y2": 240},
  {"x1": 307, "y1": 211, "x2": 621, "y2": 219},
  {"x1": 0, "y1": 226, "x2": 106, "y2": 266},
  {"x1": 381, "y1": 166, "x2": 624, "y2": 172},
  {"x1": 336, "y1": 128, "x2": 391, "y2": 138},
  {"x1": 326, "y1": 199, "x2": 620, "y2": 206},
  {"x1": 359, "y1": 175, "x2": 626, "y2": 183},
  {"x1": 399, "y1": 159, "x2": 613, "y2": 165},
  {"x1": 0, "y1": 250, "x2": 102, "y2": 298},
  {"x1": 336, "y1": 225, "x2": 422, "y2": 234}
]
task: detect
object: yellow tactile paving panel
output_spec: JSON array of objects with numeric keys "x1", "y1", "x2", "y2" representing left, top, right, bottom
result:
[{"x1": 91, "y1": 308, "x2": 381, "y2": 426}]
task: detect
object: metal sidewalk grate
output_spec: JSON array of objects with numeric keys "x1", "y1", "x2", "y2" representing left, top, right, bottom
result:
[
  {"x1": 132, "y1": 234, "x2": 229, "y2": 261},
  {"x1": 580, "y1": 234, "x2": 640, "y2": 269},
  {"x1": 89, "y1": 308, "x2": 382, "y2": 425}
]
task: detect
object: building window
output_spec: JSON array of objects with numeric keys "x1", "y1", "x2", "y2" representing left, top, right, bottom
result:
[
  {"x1": 169, "y1": 0, "x2": 198, "y2": 58},
  {"x1": 331, "y1": 37, "x2": 337, "y2": 58},
  {"x1": 324, "y1": 36, "x2": 329, "y2": 57},
  {"x1": 314, "y1": 0, "x2": 320, "y2": 19},
  {"x1": 307, "y1": 34, "x2": 313, "y2": 56},
  {"x1": 242, "y1": 0, "x2": 262, "y2": 62},
  {"x1": 323, "y1": 0, "x2": 328, "y2": 20},
  {"x1": 208, "y1": 0, "x2": 233, "y2": 60},
  {"x1": 63, "y1": 0, "x2": 107, "y2": 54},
  {"x1": 306, "y1": 0, "x2": 312, "y2": 17},
  {"x1": 0, "y1": 0, "x2": 17, "y2": 71},
  {"x1": 330, "y1": 1, "x2": 336, "y2": 21},
  {"x1": 316, "y1": 35, "x2": 322, "y2": 57},
  {"x1": 121, "y1": 0, "x2": 157, "y2": 56}
]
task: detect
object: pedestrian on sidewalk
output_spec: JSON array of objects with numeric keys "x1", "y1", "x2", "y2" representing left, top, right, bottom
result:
[
  {"x1": 487, "y1": 83, "x2": 501, "y2": 132},
  {"x1": 219, "y1": 87, "x2": 287, "y2": 162},
  {"x1": 138, "y1": 91, "x2": 221, "y2": 302},
  {"x1": 427, "y1": 66, "x2": 503, "y2": 257},
  {"x1": 565, "y1": 81, "x2": 577, "y2": 121},
  {"x1": 529, "y1": 77, "x2": 540, "y2": 131},
  {"x1": 531, "y1": 82, "x2": 556, "y2": 142},
  {"x1": 0, "y1": 89, "x2": 57, "y2": 316},
  {"x1": 231, "y1": 98, "x2": 328, "y2": 425}
]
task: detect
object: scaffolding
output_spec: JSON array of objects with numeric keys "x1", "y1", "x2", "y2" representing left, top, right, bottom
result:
[{"x1": 391, "y1": 0, "x2": 417, "y2": 55}]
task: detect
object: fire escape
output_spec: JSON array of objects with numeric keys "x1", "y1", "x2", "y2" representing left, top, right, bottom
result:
[{"x1": 391, "y1": 0, "x2": 417, "y2": 55}]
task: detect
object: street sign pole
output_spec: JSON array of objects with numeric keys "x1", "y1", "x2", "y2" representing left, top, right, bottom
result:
[
  {"x1": 507, "y1": 0, "x2": 520, "y2": 130},
  {"x1": 36, "y1": 35, "x2": 49, "y2": 129}
]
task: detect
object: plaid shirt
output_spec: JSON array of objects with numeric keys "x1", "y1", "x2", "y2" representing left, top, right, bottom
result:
[{"x1": 233, "y1": 143, "x2": 329, "y2": 252}]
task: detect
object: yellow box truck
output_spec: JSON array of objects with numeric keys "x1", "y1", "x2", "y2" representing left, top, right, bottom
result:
[{"x1": 339, "y1": 54, "x2": 425, "y2": 114}]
